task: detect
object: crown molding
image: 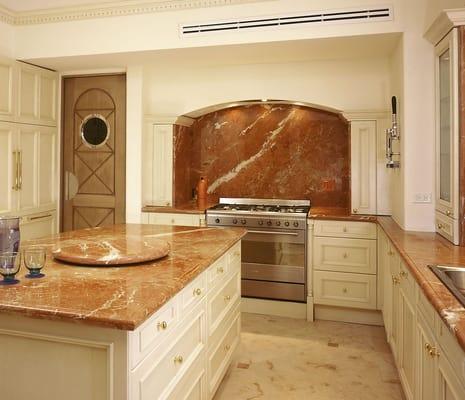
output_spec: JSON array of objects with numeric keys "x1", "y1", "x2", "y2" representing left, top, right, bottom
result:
[
  {"x1": 342, "y1": 109, "x2": 390, "y2": 121},
  {"x1": 0, "y1": 0, "x2": 269, "y2": 26},
  {"x1": 425, "y1": 8, "x2": 465, "y2": 45}
]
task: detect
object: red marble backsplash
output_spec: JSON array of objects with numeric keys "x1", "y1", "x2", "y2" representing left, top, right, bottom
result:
[{"x1": 173, "y1": 104, "x2": 350, "y2": 207}]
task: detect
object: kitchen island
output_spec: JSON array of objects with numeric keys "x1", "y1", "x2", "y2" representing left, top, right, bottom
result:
[{"x1": 0, "y1": 224, "x2": 245, "y2": 400}]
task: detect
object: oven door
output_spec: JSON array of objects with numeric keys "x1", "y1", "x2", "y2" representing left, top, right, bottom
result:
[{"x1": 241, "y1": 228, "x2": 306, "y2": 284}]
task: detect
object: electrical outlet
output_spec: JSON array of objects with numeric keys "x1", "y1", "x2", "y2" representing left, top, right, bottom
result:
[{"x1": 414, "y1": 193, "x2": 432, "y2": 203}]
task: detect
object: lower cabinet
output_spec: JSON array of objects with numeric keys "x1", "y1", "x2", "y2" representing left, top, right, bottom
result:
[
  {"x1": 128, "y1": 241, "x2": 241, "y2": 400},
  {"x1": 20, "y1": 210, "x2": 57, "y2": 240},
  {"x1": 142, "y1": 211, "x2": 205, "y2": 227},
  {"x1": 378, "y1": 227, "x2": 465, "y2": 400}
]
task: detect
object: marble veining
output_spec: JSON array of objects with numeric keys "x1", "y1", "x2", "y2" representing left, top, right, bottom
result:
[
  {"x1": 0, "y1": 224, "x2": 246, "y2": 330},
  {"x1": 172, "y1": 104, "x2": 350, "y2": 207}
]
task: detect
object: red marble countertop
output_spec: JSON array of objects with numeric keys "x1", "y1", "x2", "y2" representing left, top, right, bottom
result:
[
  {"x1": 308, "y1": 207, "x2": 377, "y2": 222},
  {"x1": 0, "y1": 224, "x2": 246, "y2": 331},
  {"x1": 142, "y1": 200, "x2": 215, "y2": 215},
  {"x1": 377, "y1": 217, "x2": 465, "y2": 352}
]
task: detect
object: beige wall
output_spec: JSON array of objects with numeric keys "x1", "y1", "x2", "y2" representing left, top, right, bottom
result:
[{"x1": 0, "y1": 20, "x2": 14, "y2": 57}]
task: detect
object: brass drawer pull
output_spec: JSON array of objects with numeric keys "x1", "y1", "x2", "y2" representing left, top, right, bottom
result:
[
  {"x1": 217, "y1": 267, "x2": 224, "y2": 274},
  {"x1": 224, "y1": 295, "x2": 231, "y2": 301},
  {"x1": 342, "y1": 252, "x2": 349, "y2": 259},
  {"x1": 224, "y1": 344, "x2": 231, "y2": 351},
  {"x1": 352, "y1": 208, "x2": 358, "y2": 214},
  {"x1": 437, "y1": 223, "x2": 444, "y2": 230},
  {"x1": 342, "y1": 288, "x2": 348, "y2": 294},
  {"x1": 392, "y1": 275, "x2": 400, "y2": 285},
  {"x1": 446, "y1": 210, "x2": 452, "y2": 217},
  {"x1": 400, "y1": 271, "x2": 408, "y2": 279},
  {"x1": 342, "y1": 226, "x2": 348, "y2": 233},
  {"x1": 193, "y1": 288, "x2": 202, "y2": 296},
  {"x1": 157, "y1": 321, "x2": 168, "y2": 330},
  {"x1": 173, "y1": 355, "x2": 184, "y2": 364}
]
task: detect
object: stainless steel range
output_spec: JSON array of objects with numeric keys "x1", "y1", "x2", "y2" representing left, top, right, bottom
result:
[{"x1": 206, "y1": 198, "x2": 310, "y2": 303}]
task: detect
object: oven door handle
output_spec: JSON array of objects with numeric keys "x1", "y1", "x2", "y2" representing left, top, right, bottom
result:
[{"x1": 247, "y1": 230, "x2": 300, "y2": 236}]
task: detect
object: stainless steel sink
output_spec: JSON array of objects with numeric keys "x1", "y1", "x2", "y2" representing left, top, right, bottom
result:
[{"x1": 429, "y1": 265, "x2": 465, "y2": 307}]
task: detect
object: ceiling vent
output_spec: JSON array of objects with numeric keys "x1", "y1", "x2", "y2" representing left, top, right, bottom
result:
[{"x1": 181, "y1": 6, "x2": 393, "y2": 35}]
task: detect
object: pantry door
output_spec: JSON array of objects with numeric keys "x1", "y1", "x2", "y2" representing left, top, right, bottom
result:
[{"x1": 61, "y1": 74, "x2": 126, "y2": 231}]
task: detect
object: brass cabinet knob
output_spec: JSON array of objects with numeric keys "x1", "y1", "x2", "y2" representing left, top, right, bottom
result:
[
  {"x1": 224, "y1": 295, "x2": 231, "y2": 301},
  {"x1": 174, "y1": 355, "x2": 184, "y2": 364},
  {"x1": 425, "y1": 343, "x2": 432, "y2": 351},
  {"x1": 392, "y1": 275, "x2": 400, "y2": 285},
  {"x1": 437, "y1": 223, "x2": 444, "y2": 229},
  {"x1": 157, "y1": 321, "x2": 168, "y2": 330},
  {"x1": 446, "y1": 210, "x2": 452, "y2": 217},
  {"x1": 353, "y1": 209, "x2": 358, "y2": 214},
  {"x1": 224, "y1": 344, "x2": 231, "y2": 351},
  {"x1": 400, "y1": 270, "x2": 408, "y2": 279},
  {"x1": 217, "y1": 267, "x2": 224, "y2": 274},
  {"x1": 342, "y1": 226, "x2": 348, "y2": 233},
  {"x1": 193, "y1": 288, "x2": 202, "y2": 296},
  {"x1": 342, "y1": 253, "x2": 349, "y2": 259},
  {"x1": 342, "y1": 288, "x2": 348, "y2": 294}
]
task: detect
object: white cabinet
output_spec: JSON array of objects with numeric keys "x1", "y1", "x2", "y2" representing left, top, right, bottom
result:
[
  {"x1": 143, "y1": 123, "x2": 173, "y2": 207},
  {"x1": 17, "y1": 62, "x2": 57, "y2": 126},
  {"x1": 0, "y1": 56, "x2": 16, "y2": 122},
  {"x1": 350, "y1": 120, "x2": 377, "y2": 215},
  {"x1": 0, "y1": 122, "x2": 57, "y2": 217},
  {"x1": 20, "y1": 211, "x2": 57, "y2": 240},
  {"x1": 435, "y1": 29, "x2": 459, "y2": 244}
]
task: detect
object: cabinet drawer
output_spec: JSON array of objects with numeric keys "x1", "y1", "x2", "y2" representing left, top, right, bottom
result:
[
  {"x1": 149, "y1": 212, "x2": 201, "y2": 227},
  {"x1": 129, "y1": 296, "x2": 179, "y2": 369},
  {"x1": 207, "y1": 254, "x2": 228, "y2": 290},
  {"x1": 313, "y1": 237, "x2": 377, "y2": 274},
  {"x1": 435, "y1": 212, "x2": 459, "y2": 245},
  {"x1": 314, "y1": 271, "x2": 377, "y2": 310},
  {"x1": 166, "y1": 352, "x2": 206, "y2": 400},
  {"x1": 180, "y1": 272, "x2": 207, "y2": 319},
  {"x1": 314, "y1": 220, "x2": 377, "y2": 239},
  {"x1": 208, "y1": 308, "x2": 240, "y2": 397},
  {"x1": 130, "y1": 303, "x2": 206, "y2": 400},
  {"x1": 228, "y1": 242, "x2": 241, "y2": 270},
  {"x1": 208, "y1": 271, "x2": 240, "y2": 336}
]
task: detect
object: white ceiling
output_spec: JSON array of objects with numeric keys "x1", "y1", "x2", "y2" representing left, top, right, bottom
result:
[
  {"x1": 0, "y1": 0, "x2": 128, "y2": 12},
  {"x1": 26, "y1": 33, "x2": 401, "y2": 72}
]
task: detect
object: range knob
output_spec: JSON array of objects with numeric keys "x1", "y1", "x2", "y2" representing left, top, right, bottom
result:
[
  {"x1": 241, "y1": 219, "x2": 247, "y2": 225},
  {"x1": 267, "y1": 220, "x2": 272, "y2": 226},
  {"x1": 232, "y1": 218, "x2": 238, "y2": 224},
  {"x1": 276, "y1": 221, "x2": 281, "y2": 226},
  {"x1": 284, "y1": 221, "x2": 290, "y2": 227},
  {"x1": 293, "y1": 221, "x2": 299, "y2": 227},
  {"x1": 215, "y1": 218, "x2": 220, "y2": 224},
  {"x1": 258, "y1": 220, "x2": 264, "y2": 226}
]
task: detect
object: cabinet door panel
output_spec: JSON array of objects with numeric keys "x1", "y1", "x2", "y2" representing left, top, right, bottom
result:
[
  {"x1": 398, "y1": 286, "x2": 415, "y2": 400},
  {"x1": 351, "y1": 120, "x2": 377, "y2": 215},
  {"x1": 416, "y1": 311, "x2": 436, "y2": 400},
  {"x1": 0, "y1": 57, "x2": 15, "y2": 121},
  {"x1": 39, "y1": 74, "x2": 57, "y2": 124},
  {"x1": 18, "y1": 127, "x2": 38, "y2": 212},
  {"x1": 437, "y1": 354, "x2": 465, "y2": 400},
  {"x1": 38, "y1": 128, "x2": 56, "y2": 208},
  {"x1": 388, "y1": 245, "x2": 400, "y2": 359},
  {"x1": 18, "y1": 67, "x2": 39, "y2": 121},
  {"x1": 0, "y1": 123, "x2": 16, "y2": 214}
]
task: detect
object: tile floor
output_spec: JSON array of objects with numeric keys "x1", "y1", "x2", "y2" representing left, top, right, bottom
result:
[{"x1": 214, "y1": 313, "x2": 405, "y2": 400}]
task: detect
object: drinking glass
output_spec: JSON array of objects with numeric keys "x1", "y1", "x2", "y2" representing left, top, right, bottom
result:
[
  {"x1": 24, "y1": 247, "x2": 46, "y2": 278},
  {"x1": 0, "y1": 252, "x2": 21, "y2": 285}
]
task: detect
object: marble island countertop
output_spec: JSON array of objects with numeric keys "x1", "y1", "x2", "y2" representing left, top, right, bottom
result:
[{"x1": 0, "y1": 224, "x2": 246, "y2": 330}]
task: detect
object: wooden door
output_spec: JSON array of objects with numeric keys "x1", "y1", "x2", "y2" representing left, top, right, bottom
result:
[{"x1": 62, "y1": 74, "x2": 126, "y2": 231}]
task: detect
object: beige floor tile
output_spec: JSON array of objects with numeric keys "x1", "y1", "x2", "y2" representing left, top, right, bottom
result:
[{"x1": 214, "y1": 313, "x2": 404, "y2": 400}]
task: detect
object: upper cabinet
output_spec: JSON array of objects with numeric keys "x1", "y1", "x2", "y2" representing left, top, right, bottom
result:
[
  {"x1": 17, "y1": 62, "x2": 57, "y2": 126},
  {"x1": 434, "y1": 30, "x2": 459, "y2": 244},
  {"x1": 0, "y1": 59, "x2": 58, "y2": 127}
]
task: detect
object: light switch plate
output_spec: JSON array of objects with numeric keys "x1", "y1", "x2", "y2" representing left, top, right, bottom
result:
[{"x1": 413, "y1": 193, "x2": 432, "y2": 203}]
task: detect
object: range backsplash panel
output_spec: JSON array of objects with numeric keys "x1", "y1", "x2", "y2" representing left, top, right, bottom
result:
[{"x1": 173, "y1": 104, "x2": 350, "y2": 207}]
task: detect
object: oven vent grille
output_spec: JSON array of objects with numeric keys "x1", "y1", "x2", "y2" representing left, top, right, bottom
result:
[{"x1": 181, "y1": 6, "x2": 392, "y2": 35}]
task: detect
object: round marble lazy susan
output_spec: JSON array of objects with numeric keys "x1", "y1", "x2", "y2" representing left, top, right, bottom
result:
[{"x1": 51, "y1": 237, "x2": 170, "y2": 266}]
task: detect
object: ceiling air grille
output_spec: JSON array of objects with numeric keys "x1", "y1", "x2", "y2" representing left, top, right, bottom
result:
[{"x1": 181, "y1": 6, "x2": 392, "y2": 35}]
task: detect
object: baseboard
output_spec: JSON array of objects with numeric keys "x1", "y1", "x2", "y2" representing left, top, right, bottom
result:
[
  {"x1": 241, "y1": 297, "x2": 307, "y2": 319},
  {"x1": 314, "y1": 305, "x2": 384, "y2": 326}
]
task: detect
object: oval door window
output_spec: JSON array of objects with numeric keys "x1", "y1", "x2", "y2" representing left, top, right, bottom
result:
[{"x1": 80, "y1": 114, "x2": 110, "y2": 148}]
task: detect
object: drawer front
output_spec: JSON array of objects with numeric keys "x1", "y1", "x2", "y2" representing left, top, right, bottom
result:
[
  {"x1": 314, "y1": 220, "x2": 377, "y2": 239},
  {"x1": 150, "y1": 213, "x2": 201, "y2": 227},
  {"x1": 417, "y1": 290, "x2": 436, "y2": 333},
  {"x1": 208, "y1": 271, "x2": 240, "y2": 336},
  {"x1": 314, "y1": 270, "x2": 377, "y2": 310},
  {"x1": 228, "y1": 242, "x2": 241, "y2": 270},
  {"x1": 130, "y1": 296, "x2": 179, "y2": 369},
  {"x1": 435, "y1": 212, "x2": 459, "y2": 245},
  {"x1": 207, "y1": 254, "x2": 228, "y2": 290},
  {"x1": 131, "y1": 304, "x2": 206, "y2": 400},
  {"x1": 166, "y1": 352, "x2": 206, "y2": 400},
  {"x1": 399, "y1": 261, "x2": 415, "y2": 301},
  {"x1": 313, "y1": 237, "x2": 377, "y2": 274},
  {"x1": 208, "y1": 309, "x2": 241, "y2": 397},
  {"x1": 180, "y1": 272, "x2": 207, "y2": 319}
]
